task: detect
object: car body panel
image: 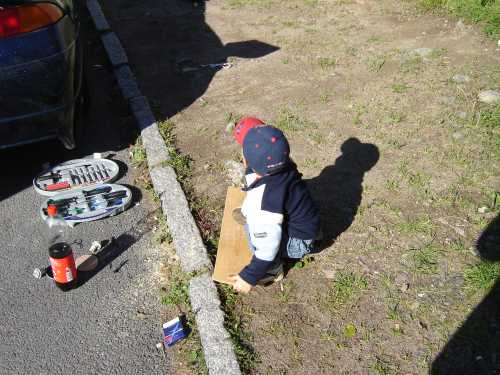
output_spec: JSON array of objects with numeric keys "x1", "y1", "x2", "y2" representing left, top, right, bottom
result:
[{"x1": 0, "y1": 0, "x2": 82, "y2": 150}]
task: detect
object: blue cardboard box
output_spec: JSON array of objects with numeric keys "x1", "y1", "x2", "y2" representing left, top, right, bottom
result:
[{"x1": 163, "y1": 316, "x2": 187, "y2": 347}]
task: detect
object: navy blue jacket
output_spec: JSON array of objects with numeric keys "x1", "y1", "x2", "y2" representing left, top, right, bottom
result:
[{"x1": 238, "y1": 166, "x2": 319, "y2": 285}]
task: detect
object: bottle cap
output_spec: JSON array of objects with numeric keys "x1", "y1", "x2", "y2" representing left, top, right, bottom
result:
[{"x1": 47, "y1": 204, "x2": 58, "y2": 217}]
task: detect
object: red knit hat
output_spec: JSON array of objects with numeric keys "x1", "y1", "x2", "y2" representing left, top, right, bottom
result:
[{"x1": 233, "y1": 117, "x2": 264, "y2": 145}]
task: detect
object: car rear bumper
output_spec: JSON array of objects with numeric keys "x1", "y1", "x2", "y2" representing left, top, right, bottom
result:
[{"x1": 0, "y1": 17, "x2": 78, "y2": 150}]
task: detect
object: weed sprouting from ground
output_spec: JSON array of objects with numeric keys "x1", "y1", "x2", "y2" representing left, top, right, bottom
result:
[
  {"x1": 161, "y1": 270, "x2": 189, "y2": 307},
  {"x1": 371, "y1": 357, "x2": 393, "y2": 375},
  {"x1": 131, "y1": 138, "x2": 147, "y2": 168},
  {"x1": 318, "y1": 57, "x2": 337, "y2": 69},
  {"x1": 153, "y1": 213, "x2": 173, "y2": 245},
  {"x1": 464, "y1": 261, "x2": 500, "y2": 291},
  {"x1": 396, "y1": 215, "x2": 434, "y2": 235},
  {"x1": 275, "y1": 107, "x2": 317, "y2": 132},
  {"x1": 413, "y1": 244, "x2": 442, "y2": 274},
  {"x1": 391, "y1": 83, "x2": 410, "y2": 93},
  {"x1": 367, "y1": 55, "x2": 386, "y2": 72},
  {"x1": 218, "y1": 284, "x2": 259, "y2": 373},
  {"x1": 326, "y1": 271, "x2": 368, "y2": 311},
  {"x1": 226, "y1": 0, "x2": 273, "y2": 8},
  {"x1": 401, "y1": 56, "x2": 423, "y2": 73}
]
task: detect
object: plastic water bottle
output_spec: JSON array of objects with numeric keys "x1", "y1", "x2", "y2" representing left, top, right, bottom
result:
[{"x1": 46, "y1": 205, "x2": 77, "y2": 291}]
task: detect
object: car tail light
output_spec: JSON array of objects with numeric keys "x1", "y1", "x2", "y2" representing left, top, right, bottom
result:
[{"x1": 0, "y1": 3, "x2": 64, "y2": 39}]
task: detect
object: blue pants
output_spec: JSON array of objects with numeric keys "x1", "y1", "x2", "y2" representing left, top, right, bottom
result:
[{"x1": 243, "y1": 224, "x2": 315, "y2": 262}]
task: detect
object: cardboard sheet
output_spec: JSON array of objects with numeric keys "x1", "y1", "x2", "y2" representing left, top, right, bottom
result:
[{"x1": 212, "y1": 187, "x2": 252, "y2": 284}]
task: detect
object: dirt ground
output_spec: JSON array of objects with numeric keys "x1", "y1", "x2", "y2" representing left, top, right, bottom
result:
[{"x1": 101, "y1": 0, "x2": 499, "y2": 374}]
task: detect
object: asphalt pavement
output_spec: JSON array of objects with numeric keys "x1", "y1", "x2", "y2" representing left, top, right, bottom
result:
[{"x1": 0, "y1": 16, "x2": 170, "y2": 375}]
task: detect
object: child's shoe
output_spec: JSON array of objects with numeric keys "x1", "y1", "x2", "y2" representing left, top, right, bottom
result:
[{"x1": 258, "y1": 263, "x2": 284, "y2": 285}]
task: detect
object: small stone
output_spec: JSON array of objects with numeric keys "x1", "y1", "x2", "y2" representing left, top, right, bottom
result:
[
  {"x1": 457, "y1": 111, "x2": 467, "y2": 119},
  {"x1": 322, "y1": 268, "x2": 337, "y2": 279},
  {"x1": 413, "y1": 48, "x2": 434, "y2": 58},
  {"x1": 224, "y1": 160, "x2": 244, "y2": 186},
  {"x1": 478, "y1": 90, "x2": 500, "y2": 104},
  {"x1": 455, "y1": 20, "x2": 466, "y2": 32},
  {"x1": 418, "y1": 292, "x2": 425, "y2": 298},
  {"x1": 225, "y1": 122, "x2": 235, "y2": 134},
  {"x1": 452, "y1": 74, "x2": 470, "y2": 84},
  {"x1": 478, "y1": 206, "x2": 489, "y2": 214},
  {"x1": 440, "y1": 96, "x2": 455, "y2": 105},
  {"x1": 452, "y1": 131, "x2": 464, "y2": 140}
]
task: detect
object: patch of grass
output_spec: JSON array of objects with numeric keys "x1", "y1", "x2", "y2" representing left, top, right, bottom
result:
[
  {"x1": 319, "y1": 93, "x2": 331, "y2": 103},
  {"x1": 432, "y1": 185, "x2": 474, "y2": 210},
  {"x1": 186, "y1": 348, "x2": 208, "y2": 375},
  {"x1": 387, "y1": 303, "x2": 402, "y2": 320},
  {"x1": 419, "y1": 0, "x2": 500, "y2": 39},
  {"x1": 318, "y1": 57, "x2": 337, "y2": 70},
  {"x1": 449, "y1": 239, "x2": 468, "y2": 254},
  {"x1": 385, "y1": 178, "x2": 401, "y2": 191},
  {"x1": 303, "y1": 158, "x2": 320, "y2": 169},
  {"x1": 226, "y1": 0, "x2": 273, "y2": 8},
  {"x1": 387, "y1": 139, "x2": 404, "y2": 149},
  {"x1": 386, "y1": 111, "x2": 406, "y2": 125},
  {"x1": 401, "y1": 55, "x2": 423, "y2": 73},
  {"x1": 478, "y1": 103, "x2": 500, "y2": 129},
  {"x1": 464, "y1": 261, "x2": 500, "y2": 291},
  {"x1": 218, "y1": 284, "x2": 259, "y2": 373},
  {"x1": 396, "y1": 215, "x2": 434, "y2": 235},
  {"x1": 292, "y1": 254, "x2": 315, "y2": 269},
  {"x1": 130, "y1": 138, "x2": 147, "y2": 168},
  {"x1": 152, "y1": 214, "x2": 173, "y2": 245},
  {"x1": 158, "y1": 120, "x2": 193, "y2": 185},
  {"x1": 344, "y1": 323, "x2": 357, "y2": 338},
  {"x1": 353, "y1": 104, "x2": 368, "y2": 126},
  {"x1": 161, "y1": 276, "x2": 189, "y2": 307},
  {"x1": 275, "y1": 107, "x2": 317, "y2": 132},
  {"x1": 326, "y1": 271, "x2": 368, "y2": 311},
  {"x1": 413, "y1": 244, "x2": 441, "y2": 274},
  {"x1": 277, "y1": 281, "x2": 295, "y2": 303},
  {"x1": 224, "y1": 112, "x2": 243, "y2": 126},
  {"x1": 371, "y1": 358, "x2": 392, "y2": 375},
  {"x1": 391, "y1": 82, "x2": 410, "y2": 93},
  {"x1": 367, "y1": 55, "x2": 386, "y2": 72}
]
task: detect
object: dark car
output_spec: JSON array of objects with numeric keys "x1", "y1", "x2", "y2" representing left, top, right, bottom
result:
[{"x1": 0, "y1": 0, "x2": 84, "y2": 150}]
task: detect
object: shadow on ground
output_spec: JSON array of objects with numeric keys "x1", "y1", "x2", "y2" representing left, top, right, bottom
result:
[
  {"x1": 101, "y1": 0, "x2": 279, "y2": 119},
  {"x1": 431, "y1": 214, "x2": 500, "y2": 374},
  {"x1": 306, "y1": 137, "x2": 380, "y2": 251}
]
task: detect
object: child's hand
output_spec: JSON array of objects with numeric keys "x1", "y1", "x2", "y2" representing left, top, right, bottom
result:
[{"x1": 228, "y1": 274, "x2": 252, "y2": 294}]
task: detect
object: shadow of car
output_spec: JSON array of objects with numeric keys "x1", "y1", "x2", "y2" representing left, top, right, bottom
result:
[{"x1": 0, "y1": 0, "x2": 85, "y2": 150}]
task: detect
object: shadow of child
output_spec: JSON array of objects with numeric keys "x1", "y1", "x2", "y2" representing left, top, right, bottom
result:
[{"x1": 306, "y1": 137, "x2": 380, "y2": 252}]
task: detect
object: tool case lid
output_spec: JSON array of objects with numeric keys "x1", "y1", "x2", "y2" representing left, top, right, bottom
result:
[
  {"x1": 33, "y1": 158, "x2": 120, "y2": 196},
  {"x1": 40, "y1": 183, "x2": 132, "y2": 225}
]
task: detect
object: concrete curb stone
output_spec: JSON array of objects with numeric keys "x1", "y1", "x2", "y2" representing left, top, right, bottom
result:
[
  {"x1": 114, "y1": 65, "x2": 141, "y2": 100},
  {"x1": 86, "y1": 0, "x2": 111, "y2": 32},
  {"x1": 101, "y1": 32, "x2": 128, "y2": 67},
  {"x1": 189, "y1": 274, "x2": 241, "y2": 375},
  {"x1": 88, "y1": 1, "x2": 241, "y2": 372},
  {"x1": 150, "y1": 166, "x2": 212, "y2": 273}
]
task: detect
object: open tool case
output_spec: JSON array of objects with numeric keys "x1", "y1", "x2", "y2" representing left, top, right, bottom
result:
[
  {"x1": 33, "y1": 158, "x2": 120, "y2": 196},
  {"x1": 34, "y1": 158, "x2": 132, "y2": 225}
]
